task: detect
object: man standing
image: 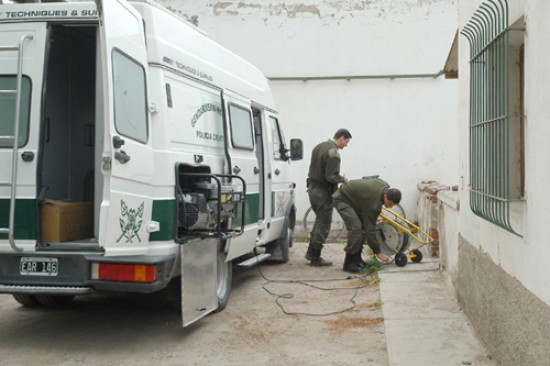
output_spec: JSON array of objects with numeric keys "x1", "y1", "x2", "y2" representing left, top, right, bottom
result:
[
  {"x1": 306, "y1": 128, "x2": 352, "y2": 266},
  {"x1": 332, "y1": 177, "x2": 401, "y2": 273}
]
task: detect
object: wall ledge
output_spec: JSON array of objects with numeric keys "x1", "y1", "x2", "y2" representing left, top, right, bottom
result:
[{"x1": 438, "y1": 190, "x2": 460, "y2": 210}]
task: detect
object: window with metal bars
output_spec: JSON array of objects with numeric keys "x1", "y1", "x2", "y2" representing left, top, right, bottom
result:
[{"x1": 461, "y1": 0, "x2": 525, "y2": 236}]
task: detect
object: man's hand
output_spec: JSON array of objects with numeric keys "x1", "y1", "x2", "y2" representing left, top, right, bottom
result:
[{"x1": 376, "y1": 252, "x2": 391, "y2": 264}]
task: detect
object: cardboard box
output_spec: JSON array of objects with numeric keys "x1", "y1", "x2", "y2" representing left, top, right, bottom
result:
[{"x1": 42, "y1": 200, "x2": 93, "y2": 242}]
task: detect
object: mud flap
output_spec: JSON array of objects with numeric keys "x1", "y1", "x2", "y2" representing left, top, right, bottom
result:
[{"x1": 181, "y1": 238, "x2": 218, "y2": 327}]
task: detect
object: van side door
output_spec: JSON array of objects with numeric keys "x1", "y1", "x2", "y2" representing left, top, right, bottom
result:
[
  {"x1": 222, "y1": 90, "x2": 261, "y2": 261},
  {"x1": 97, "y1": 0, "x2": 154, "y2": 255}
]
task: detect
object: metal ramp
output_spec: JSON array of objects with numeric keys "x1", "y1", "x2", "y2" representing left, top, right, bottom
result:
[{"x1": 0, "y1": 35, "x2": 33, "y2": 252}]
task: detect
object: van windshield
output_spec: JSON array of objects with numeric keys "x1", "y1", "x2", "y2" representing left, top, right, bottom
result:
[{"x1": 0, "y1": 75, "x2": 31, "y2": 148}]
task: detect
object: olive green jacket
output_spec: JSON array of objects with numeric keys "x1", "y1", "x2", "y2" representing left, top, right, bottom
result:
[
  {"x1": 308, "y1": 139, "x2": 344, "y2": 189},
  {"x1": 337, "y1": 178, "x2": 389, "y2": 250}
]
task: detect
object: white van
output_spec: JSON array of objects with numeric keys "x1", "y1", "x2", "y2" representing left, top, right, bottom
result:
[{"x1": 0, "y1": 0, "x2": 303, "y2": 326}]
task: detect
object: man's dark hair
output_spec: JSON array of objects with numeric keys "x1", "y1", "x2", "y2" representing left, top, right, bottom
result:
[
  {"x1": 333, "y1": 128, "x2": 352, "y2": 139},
  {"x1": 386, "y1": 188, "x2": 402, "y2": 204}
]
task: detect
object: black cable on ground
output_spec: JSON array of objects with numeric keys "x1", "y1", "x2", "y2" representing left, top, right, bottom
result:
[{"x1": 253, "y1": 257, "x2": 379, "y2": 317}]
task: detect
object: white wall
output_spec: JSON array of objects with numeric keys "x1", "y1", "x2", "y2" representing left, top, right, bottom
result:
[
  {"x1": 457, "y1": 0, "x2": 550, "y2": 306},
  {"x1": 160, "y1": 0, "x2": 459, "y2": 220},
  {"x1": 272, "y1": 78, "x2": 458, "y2": 220}
]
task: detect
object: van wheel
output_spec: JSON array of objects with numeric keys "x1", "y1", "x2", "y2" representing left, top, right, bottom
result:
[
  {"x1": 216, "y1": 250, "x2": 232, "y2": 312},
  {"x1": 163, "y1": 277, "x2": 182, "y2": 310},
  {"x1": 266, "y1": 228, "x2": 291, "y2": 263},
  {"x1": 12, "y1": 294, "x2": 40, "y2": 307},
  {"x1": 35, "y1": 295, "x2": 75, "y2": 307}
]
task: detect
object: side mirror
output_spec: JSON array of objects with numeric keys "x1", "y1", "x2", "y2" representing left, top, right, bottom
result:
[{"x1": 289, "y1": 138, "x2": 303, "y2": 161}]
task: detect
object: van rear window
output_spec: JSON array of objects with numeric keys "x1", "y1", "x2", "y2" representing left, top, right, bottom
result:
[
  {"x1": 0, "y1": 75, "x2": 31, "y2": 148},
  {"x1": 112, "y1": 50, "x2": 148, "y2": 143}
]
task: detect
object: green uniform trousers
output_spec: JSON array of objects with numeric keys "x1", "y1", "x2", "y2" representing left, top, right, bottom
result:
[
  {"x1": 307, "y1": 184, "x2": 333, "y2": 250},
  {"x1": 333, "y1": 196, "x2": 366, "y2": 255}
]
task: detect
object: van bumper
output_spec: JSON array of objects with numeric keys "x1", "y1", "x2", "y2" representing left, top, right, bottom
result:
[{"x1": 0, "y1": 253, "x2": 177, "y2": 295}]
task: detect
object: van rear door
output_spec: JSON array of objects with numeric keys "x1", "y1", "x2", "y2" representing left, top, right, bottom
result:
[
  {"x1": 0, "y1": 23, "x2": 46, "y2": 251},
  {"x1": 97, "y1": 0, "x2": 154, "y2": 255}
]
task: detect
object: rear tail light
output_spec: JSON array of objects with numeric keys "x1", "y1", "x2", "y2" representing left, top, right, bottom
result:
[{"x1": 91, "y1": 263, "x2": 157, "y2": 283}]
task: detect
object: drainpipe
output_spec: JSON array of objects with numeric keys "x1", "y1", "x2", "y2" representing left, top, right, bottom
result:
[{"x1": 268, "y1": 70, "x2": 444, "y2": 82}]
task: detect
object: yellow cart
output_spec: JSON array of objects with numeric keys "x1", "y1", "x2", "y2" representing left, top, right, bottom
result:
[{"x1": 375, "y1": 206, "x2": 433, "y2": 267}]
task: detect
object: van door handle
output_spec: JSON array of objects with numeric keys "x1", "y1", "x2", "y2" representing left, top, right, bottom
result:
[
  {"x1": 274, "y1": 168, "x2": 280, "y2": 176},
  {"x1": 113, "y1": 135, "x2": 125, "y2": 148},
  {"x1": 253, "y1": 167, "x2": 260, "y2": 175},
  {"x1": 21, "y1": 151, "x2": 34, "y2": 162},
  {"x1": 115, "y1": 150, "x2": 131, "y2": 164},
  {"x1": 233, "y1": 166, "x2": 241, "y2": 174}
]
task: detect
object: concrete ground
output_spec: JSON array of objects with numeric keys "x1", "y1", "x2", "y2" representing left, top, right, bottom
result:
[
  {"x1": 0, "y1": 242, "x2": 496, "y2": 365},
  {"x1": 378, "y1": 257, "x2": 496, "y2": 366}
]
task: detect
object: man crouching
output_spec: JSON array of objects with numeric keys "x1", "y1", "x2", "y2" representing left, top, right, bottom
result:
[{"x1": 333, "y1": 177, "x2": 401, "y2": 273}]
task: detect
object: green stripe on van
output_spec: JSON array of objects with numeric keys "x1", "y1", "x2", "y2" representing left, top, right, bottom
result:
[
  {"x1": 150, "y1": 199, "x2": 176, "y2": 241},
  {"x1": 0, "y1": 196, "x2": 260, "y2": 242},
  {"x1": 0, "y1": 198, "x2": 37, "y2": 240},
  {"x1": 232, "y1": 192, "x2": 260, "y2": 228},
  {"x1": 150, "y1": 193, "x2": 260, "y2": 240}
]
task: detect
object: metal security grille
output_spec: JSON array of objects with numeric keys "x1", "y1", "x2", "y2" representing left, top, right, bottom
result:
[{"x1": 461, "y1": 0, "x2": 523, "y2": 236}]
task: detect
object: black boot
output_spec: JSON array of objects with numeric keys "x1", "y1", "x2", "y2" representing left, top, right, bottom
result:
[
  {"x1": 354, "y1": 252, "x2": 368, "y2": 268},
  {"x1": 343, "y1": 253, "x2": 362, "y2": 273},
  {"x1": 305, "y1": 247, "x2": 312, "y2": 261},
  {"x1": 309, "y1": 249, "x2": 332, "y2": 267}
]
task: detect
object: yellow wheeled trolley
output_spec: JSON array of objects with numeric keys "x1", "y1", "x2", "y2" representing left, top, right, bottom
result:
[{"x1": 375, "y1": 206, "x2": 434, "y2": 267}]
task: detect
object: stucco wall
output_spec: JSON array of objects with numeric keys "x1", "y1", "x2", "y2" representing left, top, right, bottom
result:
[
  {"x1": 159, "y1": 0, "x2": 459, "y2": 221},
  {"x1": 457, "y1": 0, "x2": 550, "y2": 307},
  {"x1": 457, "y1": 237, "x2": 550, "y2": 366},
  {"x1": 445, "y1": 0, "x2": 550, "y2": 364}
]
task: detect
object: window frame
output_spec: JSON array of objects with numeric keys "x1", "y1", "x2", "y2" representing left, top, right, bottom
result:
[
  {"x1": 461, "y1": 1, "x2": 525, "y2": 236},
  {"x1": 0, "y1": 75, "x2": 32, "y2": 148},
  {"x1": 269, "y1": 116, "x2": 287, "y2": 161},
  {"x1": 111, "y1": 48, "x2": 149, "y2": 144},
  {"x1": 228, "y1": 103, "x2": 254, "y2": 151}
]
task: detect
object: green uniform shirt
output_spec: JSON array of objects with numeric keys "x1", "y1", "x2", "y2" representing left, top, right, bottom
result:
[
  {"x1": 308, "y1": 139, "x2": 344, "y2": 188},
  {"x1": 338, "y1": 178, "x2": 389, "y2": 250}
]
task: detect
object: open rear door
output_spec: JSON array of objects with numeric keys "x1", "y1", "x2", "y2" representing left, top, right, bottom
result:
[
  {"x1": 96, "y1": 0, "x2": 154, "y2": 255},
  {"x1": 0, "y1": 24, "x2": 45, "y2": 251}
]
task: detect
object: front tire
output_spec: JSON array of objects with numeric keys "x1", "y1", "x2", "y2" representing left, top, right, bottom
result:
[{"x1": 266, "y1": 227, "x2": 291, "y2": 263}]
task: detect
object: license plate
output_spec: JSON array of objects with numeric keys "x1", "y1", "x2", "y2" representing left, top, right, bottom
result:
[{"x1": 20, "y1": 257, "x2": 58, "y2": 276}]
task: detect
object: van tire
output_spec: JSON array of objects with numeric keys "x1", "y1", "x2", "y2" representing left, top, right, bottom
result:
[
  {"x1": 215, "y1": 249, "x2": 232, "y2": 312},
  {"x1": 266, "y1": 227, "x2": 291, "y2": 263},
  {"x1": 35, "y1": 295, "x2": 75, "y2": 307},
  {"x1": 163, "y1": 277, "x2": 181, "y2": 310},
  {"x1": 164, "y1": 247, "x2": 233, "y2": 312},
  {"x1": 12, "y1": 294, "x2": 40, "y2": 307}
]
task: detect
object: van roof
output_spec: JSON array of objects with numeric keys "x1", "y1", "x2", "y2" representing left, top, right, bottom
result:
[
  {"x1": 131, "y1": 1, "x2": 276, "y2": 110},
  {"x1": 0, "y1": 0, "x2": 276, "y2": 110}
]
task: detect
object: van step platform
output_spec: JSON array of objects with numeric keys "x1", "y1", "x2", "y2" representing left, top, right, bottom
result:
[{"x1": 236, "y1": 253, "x2": 271, "y2": 268}]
